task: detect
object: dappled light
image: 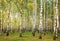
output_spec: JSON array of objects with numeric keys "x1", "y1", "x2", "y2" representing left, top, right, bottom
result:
[{"x1": 0, "y1": 0, "x2": 60, "y2": 41}]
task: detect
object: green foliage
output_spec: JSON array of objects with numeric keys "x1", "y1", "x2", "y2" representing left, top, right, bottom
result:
[
  {"x1": 46, "y1": 18, "x2": 52, "y2": 27},
  {"x1": 27, "y1": 3, "x2": 34, "y2": 11},
  {"x1": 0, "y1": 0, "x2": 60, "y2": 29}
]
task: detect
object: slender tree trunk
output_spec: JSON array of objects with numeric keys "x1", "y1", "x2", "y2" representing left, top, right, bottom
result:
[
  {"x1": 0, "y1": 10, "x2": 2, "y2": 35},
  {"x1": 53, "y1": 0, "x2": 59, "y2": 40},
  {"x1": 39, "y1": 0, "x2": 43, "y2": 39},
  {"x1": 20, "y1": 8, "x2": 23, "y2": 37},
  {"x1": 32, "y1": 0, "x2": 37, "y2": 36},
  {"x1": 19, "y1": 0, "x2": 25, "y2": 37},
  {"x1": 56, "y1": 0, "x2": 59, "y2": 38},
  {"x1": 23, "y1": 9, "x2": 26, "y2": 31},
  {"x1": 43, "y1": 0, "x2": 46, "y2": 35},
  {"x1": 49, "y1": 1, "x2": 53, "y2": 32},
  {"x1": 46, "y1": 1, "x2": 48, "y2": 32},
  {"x1": 7, "y1": 9, "x2": 10, "y2": 36},
  {"x1": 6, "y1": 3, "x2": 10, "y2": 36}
]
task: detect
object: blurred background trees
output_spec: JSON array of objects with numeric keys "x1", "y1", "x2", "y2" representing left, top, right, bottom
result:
[{"x1": 0, "y1": 0, "x2": 60, "y2": 40}]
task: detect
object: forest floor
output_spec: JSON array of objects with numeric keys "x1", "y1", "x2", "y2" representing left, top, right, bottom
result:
[{"x1": 0, "y1": 31, "x2": 60, "y2": 41}]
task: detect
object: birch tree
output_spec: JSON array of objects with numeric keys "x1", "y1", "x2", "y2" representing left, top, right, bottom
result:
[
  {"x1": 6, "y1": 0, "x2": 11, "y2": 36},
  {"x1": 19, "y1": 0, "x2": 24, "y2": 37},
  {"x1": 32, "y1": 0, "x2": 37, "y2": 36},
  {"x1": 53, "y1": 0, "x2": 59, "y2": 40},
  {"x1": 39, "y1": 0, "x2": 43, "y2": 39},
  {"x1": 43, "y1": 0, "x2": 46, "y2": 35},
  {"x1": 14, "y1": 0, "x2": 24, "y2": 37},
  {"x1": 0, "y1": 10, "x2": 2, "y2": 35}
]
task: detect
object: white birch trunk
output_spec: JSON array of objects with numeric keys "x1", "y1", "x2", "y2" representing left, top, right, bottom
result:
[
  {"x1": 23, "y1": 9, "x2": 26, "y2": 30},
  {"x1": 32, "y1": 0, "x2": 37, "y2": 36},
  {"x1": 56, "y1": 0, "x2": 59, "y2": 38},
  {"x1": 53, "y1": 0, "x2": 59, "y2": 40},
  {"x1": 39, "y1": 0, "x2": 43, "y2": 39},
  {"x1": 46, "y1": 1, "x2": 48, "y2": 31},
  {"x1": 19, "y1": 0, "x2": 24, "y2": 36},
  {"x1": 6, "y1": 3, "x2": 10, "y2": 36},
  {"x1": 20, "y1": 8, "x2": 23, "y2": 37},
  {"x1": 43, "y1": 0, "x2": 46, "y2": 34}
]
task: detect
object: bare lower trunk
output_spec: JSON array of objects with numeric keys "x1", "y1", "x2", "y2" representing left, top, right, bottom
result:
[{"x1": 20, "y1": 11, "x2": 23, "y2": 37}]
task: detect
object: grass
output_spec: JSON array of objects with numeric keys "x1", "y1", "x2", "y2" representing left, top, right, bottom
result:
[{"x1": 0, "y1": 31, "x2": 60, "y2": 41}]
